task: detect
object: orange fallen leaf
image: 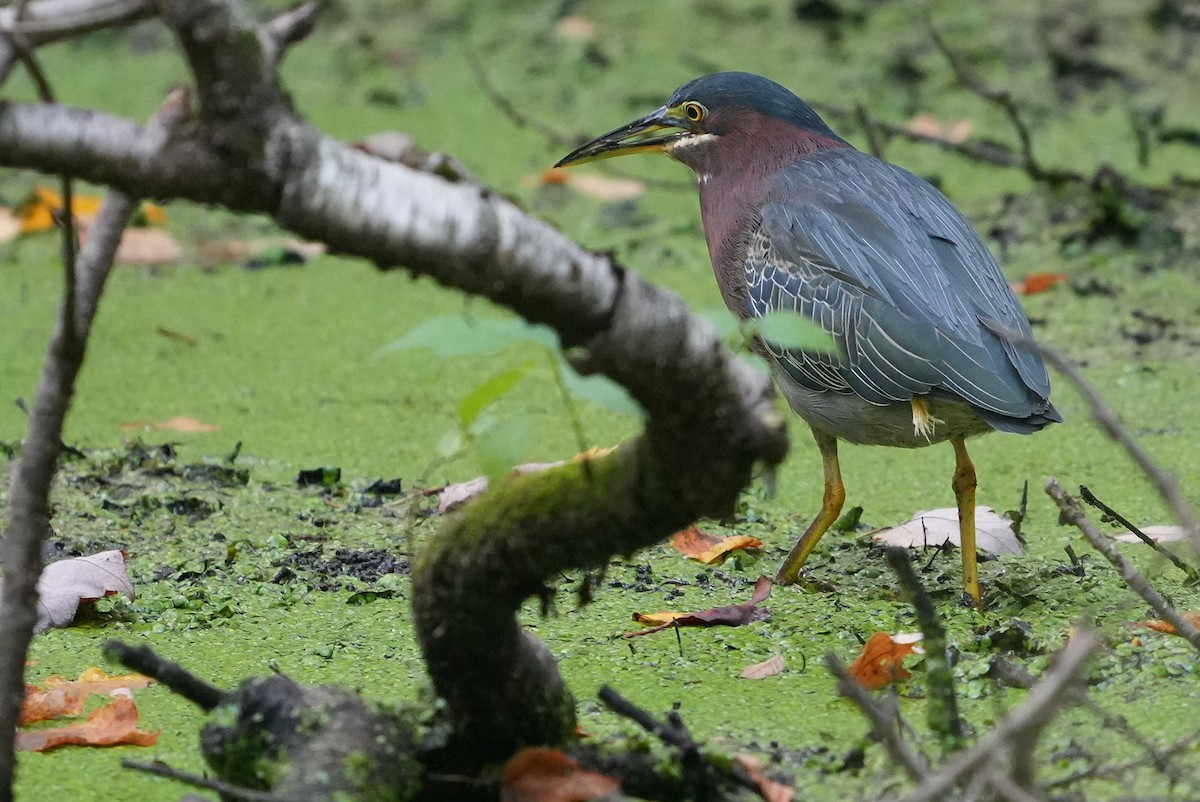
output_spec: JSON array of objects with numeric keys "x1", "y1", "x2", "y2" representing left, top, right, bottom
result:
[
  {"x1": 16, "y1": 693, "x2": 158, "y2": 752},
  {"x1": 538, "y1": 168, "x2": 571, "y2": 186},
  {"x1": 740, "y1": 654, "x2": 786, "y2": 680},
  {"x1": 42, "y1": 667, "x2": 154, "y2": 696},
  {"x1": 627, "y1": 576, "x2": 773, "y2": 637},
  {"x1": 846, "y1": 632, "x2": 924, "y2": 690},
  {"x1": 671, "y1": 527, "x2": 763, "y2": 565},
  {"x1": 1136, "y1": 611, "x2": 1200, "y2": 636},
  {"x1": 733, "y1": 754, "x2": 794, "y2": 802},
  {"x1": 15, "y1": 187, "x2": 104, "y2": 233},
  {"x1": 118, "y1": 415, "x2": 220, "y2": 433},
  {"x1": 501, "y1": 746, "x2": 620, "y2": 802},
  {"x1": 19, "y1": 685, "x2": 86, "y2": 725},
  {"x1": 1010, "y1": 272, "x2": 1067, "y2": 296},
  {"x1": 564, "y1": 173, "x2": 645, "y2": 201}
]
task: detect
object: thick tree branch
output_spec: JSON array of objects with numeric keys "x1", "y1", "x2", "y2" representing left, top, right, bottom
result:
[{"x1": 0, "y1": 0, "x2": 789, "y2": 773}]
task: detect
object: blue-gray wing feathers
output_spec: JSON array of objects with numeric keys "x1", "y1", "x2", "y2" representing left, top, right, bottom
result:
[{"x1": 746, "y1": 148, "x2": 1058, "y2": 432}]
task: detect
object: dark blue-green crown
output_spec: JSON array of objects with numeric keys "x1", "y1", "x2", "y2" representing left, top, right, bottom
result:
[{"x1": 668, "y1": 72, "x2": 842, "y2": 140}]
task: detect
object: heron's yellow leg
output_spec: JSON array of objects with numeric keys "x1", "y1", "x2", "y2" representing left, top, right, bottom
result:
[
  {"x1": 951, "y1": 436, "x2": 981, "y2": 610},
  {"x1": 776, "y1": 430, "x2": 844, "y2": 585}
]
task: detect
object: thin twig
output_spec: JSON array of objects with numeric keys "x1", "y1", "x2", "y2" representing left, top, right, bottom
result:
[
  {"x1": 884, "y1": 547, "x2": 963, "y2": 750},
  {"x1": 826, "y1": 654, "x2": 929, "y2": 782},
  {"x1": 1046, "y1": 478, "x2": 1200, "y2": 652},
  {"x1": 928, "y1": 25, "x2": 1081, "y2": 186},
  {"x1": 597, "y1": 685, "x2": 757, "y2": 800},
  {"x1": 122, "y1": 760, "x2": 304, "y2": 802},
  {"x1": 103, "y1": 641, "x2": 227, "y2": 711},
  {"x1": 896, "y1": 631, "x2": 1096, "y2": 802},
  {"x1": 985, "y1": 325, "x2": 1200, "y2": 555},
  {"x1": 1079, "y1": 484, "x2": 1197, "y2": 581}
]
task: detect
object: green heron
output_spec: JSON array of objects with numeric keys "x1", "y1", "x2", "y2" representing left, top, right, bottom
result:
[{"x1": 556, "y1": 72, "x2": 1059, "y2": 608}]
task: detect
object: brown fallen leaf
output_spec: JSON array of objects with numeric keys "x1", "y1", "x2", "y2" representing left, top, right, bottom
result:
[
  {"x1": 562, "y1": 173, "x2": 645, "y2": 201},
  {"x1": 19, "y1": 685, "x2": 86, "y2": 725},
  {"x1": 626, "y1": 575, "x2": 773, "y2": 637},
  {"x1": 740, "y1": 654, "x2": 786, "y2": 680},
  {"x1": 42, "y1": 667, "x2": 154, "y2": 696},
  {"x1": 554, "y1": 15, "x2": 596, "y2": 41},
  {"x1": 846, "y1": 632, "x2": 924, "y2": 690},
  {"x1": 733, "y1": 754, "x2": 794, "y2": 802},
  {"x1": 109, "y1": 227, "x2": 184, "y2": 265},
  {"x1": 1136, "y1": 611, "x2": 1200, "y2": 637},
  {"x1": 871, "y1": 506, "x2": 1022, "y2": 555},
  {"x1": 0, "y1": 207, "x2": 20, "y2": 242},
  {"x1": 671, "y1": 527, "x2": 763, "y2": 565},
  {"x1": 118, "y1": 415, "x2": 221, "y2": 433},
  {"x1": 501, "y1": 746, "x2": 620, "y2": 802},
  {"x1": 16, "y1": 692, "x2": 158, "y2": 752},
  {"x1": 907, "y1": 113, "x2": 973, "y2": 144},
  {"x1": 25, "y1": 550, "x2": 135, "y2": 633}
]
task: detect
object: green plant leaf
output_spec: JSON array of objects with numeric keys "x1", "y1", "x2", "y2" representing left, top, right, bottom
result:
[
  {"x1": 473, "y1": 417, "x2": 534, "y2": 484},
  {"x1": 560, "y1": 364, "x2": 643, "y2": 416},
  {"x1": 377, "y1": 314, "x2": 557, "y2": 357},
  {"x1": 753, "y1": 311, "x2": 838, "y2": 353},
  {"x1": 458, "y1": 362, "x2": 535, "y2": 428}
]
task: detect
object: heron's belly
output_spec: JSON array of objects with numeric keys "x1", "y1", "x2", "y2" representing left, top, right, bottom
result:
[{"x1": 775, "y1": 380, "x2": 994, "y2": 448}]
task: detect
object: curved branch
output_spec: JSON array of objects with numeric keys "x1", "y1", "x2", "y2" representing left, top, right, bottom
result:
[{"x1": 0, "y1": 0, "x2": 791, "y2": 770}]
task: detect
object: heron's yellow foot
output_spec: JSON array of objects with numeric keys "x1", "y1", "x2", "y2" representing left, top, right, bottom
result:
[{"x1": 776, "y1": 430, "x2": 844, "y2": 585}]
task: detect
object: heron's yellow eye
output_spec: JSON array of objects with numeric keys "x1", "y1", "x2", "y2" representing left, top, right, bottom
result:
[{"x1": 683, "y1": 101, "x2": 706, "y2": 123}]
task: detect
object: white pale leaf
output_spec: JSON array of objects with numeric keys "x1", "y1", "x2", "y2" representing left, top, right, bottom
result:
[
  {"x1": 1113, "y1": 525, "x2": 1189, "y2": 544},
  {"x1": 871, "y1": 507, "x2": 1023, "y2": 556},
  {"x1": 30, "y1": 550, "x2": 135, "y2": 633}
]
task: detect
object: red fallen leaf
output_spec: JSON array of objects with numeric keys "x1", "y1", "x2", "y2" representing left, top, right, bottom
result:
[
  {"x1": 626, "y1": 576, "x2": 773, "y2": 637},
  {"x1": 846, "y1": 632, "x2": 924, "y2": 690},
  {"x1": 670, "y1": 527, "x2": 763, "y2": 565},
  {"x1": 733, "y1": 754, "x2": 794, "y2": 802},
  {"x1": 740, "y1": 654, "x2": 786, "y2": 680},
  {"x1": 32, "y1": 551, "x2": 135, "y2": 633},
  {"x1": 19, "y1": 685, "x2": 86, "y2": 725},
  {"x1": 501, "y1": 746, "x2": 620, "y2": 802},
  {"x1": 1136, "y1": 611, "x2": 1200, "y2": 636},
  {"x1": 16, "y1": 693, "x2": 159, "y2": 752},
  {"x1": 42, "y1": 667, "x2": 154, "y2": 696},
  {"x1": 1010, "y1": 272, "x2": 1067, "y2": 295}
]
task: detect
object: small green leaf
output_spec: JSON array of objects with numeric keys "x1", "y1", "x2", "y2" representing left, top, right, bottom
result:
[
  {"x1": 753, "y1": 311, "x2": 838, "y2": 353},
  {"x1": 377, "y1": 314, "x2": 557, "y2": 357},
  {"x1": 458, "y1": 362, "x2": 535, "y2": 428},
  {"x1": 473, "y1": 417, "x2": 534, "y2": 484},
  {"x1": 560, "y1": 364, "x2": 643, "y2": 416}
]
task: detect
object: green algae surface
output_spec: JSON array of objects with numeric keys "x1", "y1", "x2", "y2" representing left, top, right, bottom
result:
[{"x1": 4, "y1": 1, "x2": 1200, "y2": 799}]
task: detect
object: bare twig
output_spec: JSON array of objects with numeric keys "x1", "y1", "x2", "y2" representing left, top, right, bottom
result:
[
  {"x1": 122, "y1": 761, "x2": 304, "y2": 802},
  {"x1": 103, "y1": 641, "x2": 227, "y2": 711},
  {"x1": 261, "y1": 1, "x2": 319, "y2": 67},
  {"x1": 984, "y1": 325, "x2": 1200, "y2": 555},
  {"x1": 826, "y1": 654, "x2": 929, "y2": 782},
  {"x1": 1046, "y1": 478, "x2": 1200, "y2": 651},
  {"x1": 928, "y1": 25, "x2": 1082, "y2": 185},
  {"x1": 884, "y1": 547, "x2": 963, "y2": 750},
  {"x1": 597, "y1": 685, "x2": 760, "y2": 800},
  {"x1": 896, "y1": 631, "x2": 1096, "y2": 802},
  {"x1": 1079, "y1": 484, "x2": 1197, "y2": 581}
]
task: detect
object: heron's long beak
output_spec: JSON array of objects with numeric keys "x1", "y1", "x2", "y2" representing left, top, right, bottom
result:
[{"x1": 554, "y1": 106, "x2": 686, "y2": 167}]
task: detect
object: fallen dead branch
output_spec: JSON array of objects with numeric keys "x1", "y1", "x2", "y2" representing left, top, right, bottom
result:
[{"x1": 1045, "y1": 478, "x2": 1200, "y2": 652}]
